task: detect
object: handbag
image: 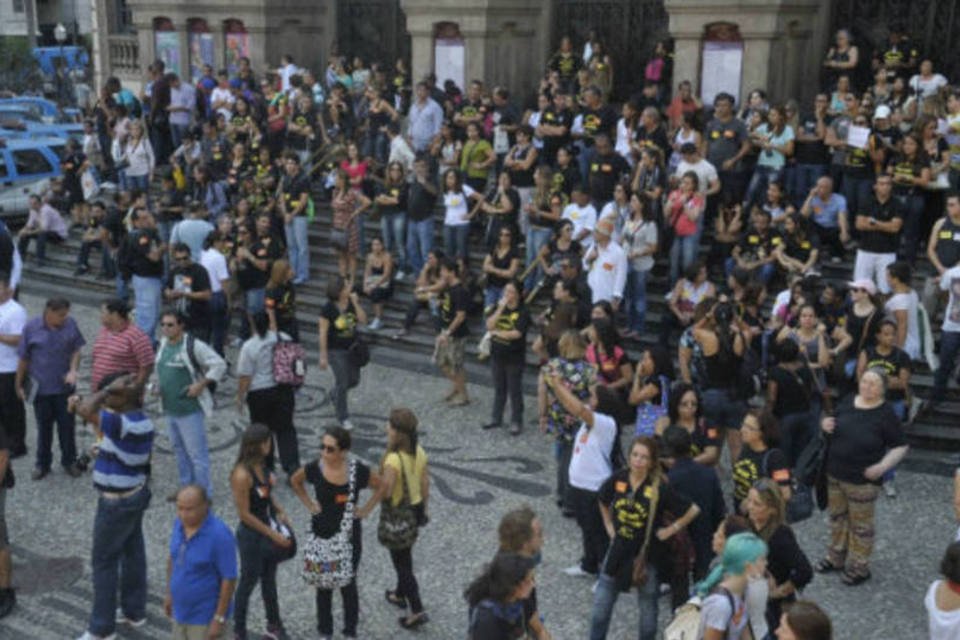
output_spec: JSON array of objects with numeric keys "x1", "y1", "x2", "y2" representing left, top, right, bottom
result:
[
  {"x1": 330, "y1": 227, "x2": 348, "y2": 250},
  {"x1": 272, "y1": 336, "x2": 307, "y2": 387},
  {"x1": 377, "y1": 452, "x2": 420, "y2": 550},
  {"x1": 269, "y1": 515, "x2": 297, "y2": 562},
  {"x1": 634, "y1": 374, "x2": 669, "y2": 437},
  {"x1": 301, "y1": 459, "x2": 356, "y2": 589},
  {"x1": 348, "y1": 337, "x2": 370, "y2": 368},
  {"x1": 631, "y1": 477, "x2": 661, "y2": 586}
]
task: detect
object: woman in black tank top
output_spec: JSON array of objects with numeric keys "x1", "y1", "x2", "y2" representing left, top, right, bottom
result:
[{"x1": 231, "y1": 424, "x2": 294, "y2": 639}]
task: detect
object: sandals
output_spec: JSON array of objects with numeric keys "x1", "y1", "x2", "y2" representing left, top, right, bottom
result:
[
  {"x1": 399, "y1": 612, "x2": 429, "y2": 629},
  {"x1": 815, "y1": 558, "x2": 842, "y2": 574},
  {"x1": 385, "y1": 590, "x2": 407, "y2": 609},
  {"x1": 841, "y1": 570, "x2": 871, "y2": 586}
]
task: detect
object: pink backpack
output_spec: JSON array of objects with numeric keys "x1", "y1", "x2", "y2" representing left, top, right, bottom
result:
[{"x1": 273, "y1": 338, "x2": 306, "y2": 387}]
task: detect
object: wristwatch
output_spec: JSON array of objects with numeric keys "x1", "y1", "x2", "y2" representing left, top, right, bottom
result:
[{"x1": 213, "y1": 614, "x2": 226, "y2": 624}]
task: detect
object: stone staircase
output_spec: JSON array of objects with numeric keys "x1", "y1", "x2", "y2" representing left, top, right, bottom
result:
[{"x1": 15, "y1": 201, "x2": 960, "y2": 470}]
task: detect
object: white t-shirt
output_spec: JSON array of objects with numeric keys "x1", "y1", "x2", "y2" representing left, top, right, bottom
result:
[
  {"x1": 236, "y1": 331, "x2": 279, "y2": 392},
  {"x1": 210, "y1": 87, "x2": 235, "y2": 120},
  {"x1": 910, "y1": 74, "x2": 948, "y2": 99},
  {"x1": 568, "y1": 412, "x2": 617, "y2": 492},
  {"x1": 0, "y1": 298, "x2": 27, "y2": 373},
  {"x1": 884, "y1": 289, "x2": 920, "y2": 359},
  {"x1": 443, "y1": 184, "x2": 476, "y2": 227},
  {"x1": 675, "y1": 158, "x2": 718, "y2": 195},
  {"x1": 926, "y1": 581, "x2": 960, "y2": 640},
  {"x1": 200, "y1": 248, "x2": 230, "y2": 294},
  {"x1": 940, "y1": 265, "x2": 960, "y2": 333},
  {"x1": 697, "y1": 589, "x2": 749, "y2": 640},
  {"x1": 562, "y1": 203, "x2": 598, "y2": 248}
]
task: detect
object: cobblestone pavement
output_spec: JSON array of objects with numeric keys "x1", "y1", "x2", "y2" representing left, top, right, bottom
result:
[{"x1": 2, "y1": 293, "x2": 954, "y2": 639}]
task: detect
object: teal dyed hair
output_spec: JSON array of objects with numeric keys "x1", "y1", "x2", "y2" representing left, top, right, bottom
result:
[{"x1": 695, "y1": 532, "x2": 768, "y2": 597}]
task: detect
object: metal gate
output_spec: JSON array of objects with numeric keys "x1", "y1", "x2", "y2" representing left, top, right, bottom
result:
[
  {"x1": 336, "y1": 0, "x2": 410, "y2": 68},
  {"x1": 553, "y1": 0, "x2": 669, "y2": 101},
  {"x1": 831, "y1": 0, "x2": 960, "y2": 85}
]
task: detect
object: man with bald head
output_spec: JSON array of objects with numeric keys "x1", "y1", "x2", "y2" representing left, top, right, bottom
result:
[
  {"x1": 166, "y1": 484, "x2": 237, "y2": 640},
  {"x1": 800, "y1": 175, "x2": 850, "y2": 262}
]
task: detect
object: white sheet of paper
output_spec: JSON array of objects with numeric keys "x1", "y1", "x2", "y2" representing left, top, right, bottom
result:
[
  {"x1": 846, "y1": 125, "x2": 870, "y2": 150},
  {"x1": 434, "y1": 40, "x2": 465, "y2": 94},
  {"x1": 700, "y1": 42, "x2": 743, "y2": 106}
]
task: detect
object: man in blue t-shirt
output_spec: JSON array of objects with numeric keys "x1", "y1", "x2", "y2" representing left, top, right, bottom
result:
[
  {"x1": 167, "y1": 484, "x2": 237, "y2": 639},
  {"x1": 800, "y1": 175, "x2": 850, "y2": 261}
]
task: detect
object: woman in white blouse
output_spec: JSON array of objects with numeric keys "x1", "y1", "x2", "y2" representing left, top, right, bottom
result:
[{"x1": 118, "y1": 119, "x2": 155, "y2": 192}]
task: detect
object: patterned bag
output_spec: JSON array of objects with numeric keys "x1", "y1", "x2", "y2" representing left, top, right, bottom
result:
[
  {"x1": 377, "y1": 453, "x2": 419, "y2": 550},
  {"x1": 634, "y1": 374, "x2": 670, "y2": 437},
  {"x1": 301, "y1": 459, "x2": 356, "y2": 589},
  {"x1": 273, "y1": 336, "x2": 306, "y2": 387}
]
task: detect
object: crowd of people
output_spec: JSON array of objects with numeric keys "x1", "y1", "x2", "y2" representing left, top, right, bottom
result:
[{"x1": 1, "y1": 20, "x2": 960, "y2": 640}]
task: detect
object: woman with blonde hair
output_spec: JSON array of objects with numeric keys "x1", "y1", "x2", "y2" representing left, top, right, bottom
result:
[{"x1": 265, "y1": 258, "x2": 298, "y2": 340}]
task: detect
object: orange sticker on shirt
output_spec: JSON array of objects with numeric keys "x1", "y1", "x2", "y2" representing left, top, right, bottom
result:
[
  {"x1": 615, "y1": 481, "x2": 628, "y2": 493},
  {"x1": 707, "y1": 428, "x2": 718, "y2": 439},
  {"x1": 138, "y1": 236, "x2": 149, "y2": 245},
  {"x1": 772, "y1": 469, "x2": 790, "y2": 482},
  {"x1": 335, "y1": 493, "x2": 348, "y2": 505},
  {"x1": 602, "y1": 262, "x2": 614, "y2": 271},
  {"x1": 265, "y1": 298, "x2": 276, "y2": 308}
]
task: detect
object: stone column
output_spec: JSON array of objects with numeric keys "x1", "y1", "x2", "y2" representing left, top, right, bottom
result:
[{"x1": 665, "y1": 0, "x2": 828, "y2": 106}]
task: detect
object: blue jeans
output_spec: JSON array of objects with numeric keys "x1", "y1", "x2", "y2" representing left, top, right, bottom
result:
[
  {"x1": 285, "y1": 215, "x2": 310, "y2": 283},
  {"x1": 131, "y1": 275, "x2": 162, "y2": 342},
  {"x1": 123, "y1": 173, "x2": 150, "y2": 193},
  {"x1": 115, "y1": 273, "x2": 129, "y2": 304},
  {"x1": 792, "y1": 163, "x2": 827, "y2": 208},
  {"x1": 381, "y1": 211, "x2": 407, "y2": 271},
  {"x1": 702, "y1": 387, "x2": 746, "y2": 431},
  {"x1": 443, "y1": 223, "x2": 470, "y2": 263},
  {"x1": 210, "y1": 291, "x2": 229, "y2": 356},
  {"x1": 744, "y1": 165, "x2": 783, "y2": 210},
  {"x1": 933, "y1": 331, "x2": 960, "y2": 402},
  {"x1": 171, "y1": 123, "x2": 190, "y2": 149},
  {"x1": 406, "y1": 218, "x2": 434, "y2": 276},
  {"x1": 670, "y1": 233, "x2": 700, "y2": 283},
  {"x1": 841, "y1": 174, "x2": 874, "y2": 233},
  {"x1": 576, "y1": 141, "x2": 597, "y2": 185},
  {"x1": 89, "y1": 485, "x2": 151, "y2": 637},
  {"x1": 166, "y1": 410, "x2": 211, "y2": 495},
  {"x1": 246, "y1": 288, "x2": 266, "y2": 315},
  {"x1": 724, "y1": 256, "x2": 776, "y2": 285},
  {"x1": 484, "y1": 286, "x2": 503, "y2": 309},
  {"x1": 626, "y1": 267, "x2": 648, "y2": 334},
  {"x1": 525, "y1": 226, "x2": 553, "y2": 292},
  {"x1": 590, "y1": 564, "x2": 658, "y2": 640},
  {"x1": 34, "y1": 393, "x2": 77, "y2": 471}
]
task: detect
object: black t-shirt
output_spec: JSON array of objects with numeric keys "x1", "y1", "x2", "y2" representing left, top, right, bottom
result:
[
  {"x1": 633, "y1": 125, "x2": 670, "y2": 158},
  {"x1": 598, "y1": 470, "x2": 693, "y2": 590},
  {"x1": 456, "y1": 99, "x2": 486, "y2": 132},
  {"x1": 768, "y1": 365, "x2": 812, "y2": 416},
  {"x1": 126, "y1": 228, "x2": 163, "y2": 278},
  {"x1": 287, "y1": 106, "x2": 316, "y2": 150},
  {"x1": 541, "y1": 107, "x2": 573, "y2": 161},
  {"x1": 737, "y1": 226, "x2": 782, "y2": 262},
  {"x1": 407, "y1": 179, "x2": 437, "y2": 222},
  {"x1": 553, "y1": 165, "x2": 581, "y2": 197},
  {"x1": 282, "y1": 171, "x2": 311, "y2": 217},
  {"x1": 165, "y1": 263, "x2": 211, "y2": 328},
  {"x1": 103, "y1": 210, "x2": 126, "y2": 248},
  {"x1": 783, "y1": 232, "x2": 821, "y2": 265},
  {"x1": 580, "y1": 105, "x2": 617, "y2": 146},
  {"x1": 857, "y1": 196, "x2": 903, "y2": 254},
  {"x1": 705, "y1": 117, "x2": 749, "y2": 168},
  {"x1": 888, "y1": 154, "x2": 926, "y2": 196},
  {"x1": 242, "y1": 234, "x2": 285, "y2": 289},
  {"x1": 732, "y1": 447, "x2": 790, "y2": 506},
  {"x1": 265, "y1": 283, "x2": 297, "y2": 326},
  {"x1": 376, "y1": 182, "x2": 408, "y2": 217},
  {"x1": 0, "y1": 422, "x2": 14, "y2": 488},
  {"x1": 861, "y1": 345, "x2": 910, "y2": 401},
  {"x1": 793, "y1": 113, "x2": 830, "y2": 165},
  {"x1": 549, "y1": 52, "x2": 583, "y2": 83},
  {"x1": 487, "y1": 247, "x2": 520, "y2": 289},
  {"x1": 588, "y1": 152, "x2": 630, "y2": 204},
  {"x1": 321, "y1": 300, "x2": 358, "y2": 350},
  {"x1": 440, "y1": 284, "x2": 470, "y2": 338},
  {"x1": 304, "y1": 459, "x2": 371, "y2": 538},
  {"x1": 826, "y1": 397, "x2": 907, "y2": 484},
  {"x1": 490, "y1": 304, "x2": 530, "y2": 363},
  {"x1": 546, "y1": 238, "x2": 583, "y2": 274}
]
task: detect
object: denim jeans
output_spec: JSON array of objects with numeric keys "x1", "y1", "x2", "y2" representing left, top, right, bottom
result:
[
  {"x1": 841, "y1": 175, "x2": 873, "y2": 235},
  {"x1": 209, "y1": 291, "x2": 229, "y2": 356},
  {"x1": 381, "y1": 211, "x2": 407, "y2": 272},
  {"x1": 670, "y1": 233, "x2": 700, "y2": 282},
  {"x1": 89, "y1": 485, "x2": 151, "y2": 638},
  {"x1": 17, "y1": 231, "x2": 63, "y2": 262},
  {"x1": 329, "y1": 348, "x2": 360, "y2": 423},
  {"x1": 576, "y1": 141, "x2": 597, "y2": 185},
  {"x1": 792, "y1": 163, "x2": 827, "y2": 208},
  {"x1": 484, "y1": 285, "x2": 503, "y2": 310},
  {"x1": 285, "y1": 216, "x2": 310, "y2": 283},
  {"x1": 171, "y1": 123, "x2": 190, "y2": 150},
  {"x1": 234, "y1": 524, "x2": 281, "y2": 635},
  {"x1": 34, "y1": 393, "x2": 77, "y2": 471},
  {"x1": 933, "y1": 330, "x2": 960, "y2": 403},
  {"x1": 167, "y1": 410, "x2": 211, "y2": 495},
  {"x1": 525, "y1": 226, "x2": 553, "y2": 292},
  {"x1": 724, "y1": 256, "x2": 776, "y2": 285},
  {"x1": 744, "y1": 165, "x2": 783, "y2": 210},
  {"x1": 246, "y1": 287, "x2": 266, "y2": 315},
  {"x1": 132, "y1": 275, "x2": 162, "y2": 342},
  {"x1": 123, "y1": 173, "x2": 150, "y2": 193},
  {"x1": 589, "y1": 564, "x2": 658, "y2": 640},
  {"x1": 625, "y1": 267, "x2": 648, "y2": 334},
  {"x1": 78, "y1": 239, "x2": 112, "y2": 273},
  {"x1": 406, "y1": 218, "x2": 434, "y2": 276},
  {"x1": 443, "y1": 223, "x2": 470, "y2": 263}
]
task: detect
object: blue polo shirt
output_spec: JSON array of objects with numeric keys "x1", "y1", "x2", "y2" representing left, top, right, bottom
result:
[
  {"x1": 809, "y1": 193, "x2": 847, "y2": 229},
  {"x1": 169, "y1": 514, "x2": 238, "y2": 625}
]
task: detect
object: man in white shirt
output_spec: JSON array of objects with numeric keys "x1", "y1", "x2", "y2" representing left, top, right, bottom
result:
[
  {"x1": 277, "y1": 54, "x2": 298, "y2": 93},
  {"x1": 209, "y1": 71, "x2": 235, "y2": 121},
  {"x1": 386, "y1": 122, "x2": 415, "y2": 174},
  {"x1": 0, "y1": 270, "x2": 27, "y2": 457},
  {"x1": 584, "y1": 217, "x2": 627, "y2": 308},
  {"x1": 168, "y1": 74, "x2": 196, "y2": 149},
  {"x1": 674, "y1": 143, "x2": 720, "y2": 195},
  {"x1": 18, "y1": 195, "x2": 67, "y2": 265},
  {"x1": 562, "y1": 186, "x2": 598, "y2": 248},
  {"x1": 200, "y1": 232, "x2": 231, "y2": 356}
]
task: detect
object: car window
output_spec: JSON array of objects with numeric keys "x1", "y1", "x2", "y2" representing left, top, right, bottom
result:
[
  {"x1": 12, "y1": 149, "x2": 53, "y2": 176},
  {"x1": 0, "y1": 156, "x2": 8, "y2": 180}
]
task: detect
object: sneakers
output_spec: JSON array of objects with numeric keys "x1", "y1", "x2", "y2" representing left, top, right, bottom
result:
[
  {"x1": 509, "y1": 424, "x2": 522, "y2": 436},
  {"x1": 884, "y1": 481, "x2": 897, "y2": 498},
  {"x1": 31, "y1": 467, "x2": 49, "y2": 481},
  {"x1": 392, "y1": 328, "x2": 408, "y2": 340},
  {"x1": 368, "y1": 317, "x2": 383, "y2": 331},
  {"x1": 74, "y1": 265, "x2": 90, "y2": 276},
  {"x1": 394, "y1": 270, "x2": 406, "y2": 282},
  {"x1": 563, "y1": 564, "x2": 593, "y2": 577},
  {"x1": 342, "y1": 419, "x2": 355, "y2": 431},
  {"x1": 77, "y1": 632, "x2": 117, "y2": 640},
  {"x1": 115, "y1": 607, "x2": 146, "y2": 627},
  {"x1": 65, "y1": 463, "x2": 84, "y2": 478},
  {"x1": 262, "y1": 624, "x2": 290, "y2": 640},
  {"x1": 481, "y1": 422, "x2": 502, "y2": 430}
]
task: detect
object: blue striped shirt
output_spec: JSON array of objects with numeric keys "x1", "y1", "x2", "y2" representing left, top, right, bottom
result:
[{"x1": 93, "y1": 409, "x2": 154, "y2": 492}]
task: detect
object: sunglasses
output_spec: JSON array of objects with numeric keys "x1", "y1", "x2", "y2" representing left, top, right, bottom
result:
[
  {"x1": 321, "y1": 444, "x2": 339, "y2": 453},
  {"x1": 160, "y1": 322, "x2": 177, "y2": 328}
]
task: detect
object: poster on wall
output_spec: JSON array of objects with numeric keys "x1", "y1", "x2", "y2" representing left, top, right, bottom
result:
[
  {"x1": 434, "y1": 38, "x2": 465, "y2": 94},
  {"x1": 189, "y1": 32, "x2": 215, "y2": 83},
  {"x1": 225, "y1": 32, "x2": 250, "y2": 77},
  {"x1": 700, "y1": 41, "x2": 743, "y2": 106},
  {"x1": 154, "y1": 32, "x2": 181, "y2": 76}
]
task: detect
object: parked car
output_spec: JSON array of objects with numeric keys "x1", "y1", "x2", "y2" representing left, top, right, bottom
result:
[
  {"x1": 0, "y1": 137, "x2": 65, "y2": 221},
  {"x1": 0, "y1": 96, "x2": 80, "y2": 123},
  {"x1": 0, "y1": 118, "x2": 83, "y2": 143}
]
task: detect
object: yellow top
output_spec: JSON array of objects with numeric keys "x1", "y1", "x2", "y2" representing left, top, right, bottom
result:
[{"x1": 384, "y1": 445, "x2": 428, "y2": 507}]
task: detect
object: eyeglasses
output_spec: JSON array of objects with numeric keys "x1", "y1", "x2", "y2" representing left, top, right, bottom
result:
[
  {"x1": 321, "y1": 445, "x2": 339, "y2": 453},
  {"x1": 680, "y1": 400, "x2": 698, "y2": 407},
  {"x1": 160, "y1": 322, "x2": 177, "y2": 328},
  {"x1": 174, "y1": 256, "x2": 190, "y2": 262}
]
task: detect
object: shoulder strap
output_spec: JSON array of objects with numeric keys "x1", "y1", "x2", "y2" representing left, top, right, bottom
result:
[
  {"x1": 638, "y1": 477, "x2": 660, "y2": 561},
  {"x1": 185, "y1": 335, "x2": 202, "y2": 378},
  {"x1": 760, "y1": 449, "x2": 772, "y2": 479},
  {"x1": 717, "y1": 587, "x2": 738, "y2": 631}
]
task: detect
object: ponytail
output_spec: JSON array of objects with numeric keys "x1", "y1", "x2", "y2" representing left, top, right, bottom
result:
[{"x1": 694, "y1": 532, "x2": 768, "y2": 598}]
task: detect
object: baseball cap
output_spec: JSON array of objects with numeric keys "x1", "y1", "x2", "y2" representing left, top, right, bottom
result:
[
  {"x1": 873, "y1": 105, "x2": 891, "y2": 120},
  {"x1": 847, "y1": 278, "x2": 877, "y2": 295}
]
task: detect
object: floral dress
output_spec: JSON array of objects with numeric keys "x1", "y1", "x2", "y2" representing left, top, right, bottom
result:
[{"x1": 332, "y1": 189, "x2": 361, "y2": 254}]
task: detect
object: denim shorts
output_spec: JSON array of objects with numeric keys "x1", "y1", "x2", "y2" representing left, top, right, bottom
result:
[{"x1": 701, "y1": 387, "x2": 746, "y2": 431}]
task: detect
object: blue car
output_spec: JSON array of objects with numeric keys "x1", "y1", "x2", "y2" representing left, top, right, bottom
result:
[
  {"x1": 0, "y1": 118, "x2": 83, "y2": 143},
  {"x1": 0, "y1": 96, "x2": 80, "y2": 123},
  {"x1": 0, "y1": 137, "x2": 66, "y2": 220}
]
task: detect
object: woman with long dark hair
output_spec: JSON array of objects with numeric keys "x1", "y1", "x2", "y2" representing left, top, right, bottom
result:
[
  {"x1": 732, "y1": 410, "x2": 792, "y2": 513},
  {"x1": 629, "y1": 345, "x2": 674, "y2": 437},
  {"x1": 464, "y1": 553, "x2": 536, "y2": 639},
  {"x1": 230, "y1": 423, "x2": 293, "y2": 640},
  {"x1": 657, "y1": 382, "x2": 720, "y2": 466},
  {"x1": 621, "y1": 192, "x2": 658, "y2": 337},
  {"x1": 484, "y1": 281, "x2": 530, "y2": 435},
  {"x1": 319, "y1": 276, "x2": 367, "y2": 431},
  {"x1": 331, "y1": 168, "x2": 372, "y2": 285}
]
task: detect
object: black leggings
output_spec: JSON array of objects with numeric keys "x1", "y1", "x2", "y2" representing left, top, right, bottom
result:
[
  {"x1": 389, "y1": 547, "x2": 423, "y2": 613},
  {"x1": 316, "y1": 581, "x2": 358, "y2": 637}
]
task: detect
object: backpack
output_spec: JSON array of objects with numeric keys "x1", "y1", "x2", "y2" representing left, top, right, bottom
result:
[
  {"x1": 664, "y1": 588, "x2": 736, "y2": 640},
  {"x1": 185, "y1": 334, "x2": 218, "y2": 395},
  {"x1": 273, "y1": 335, "x2": 306, "y2": 387}
]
